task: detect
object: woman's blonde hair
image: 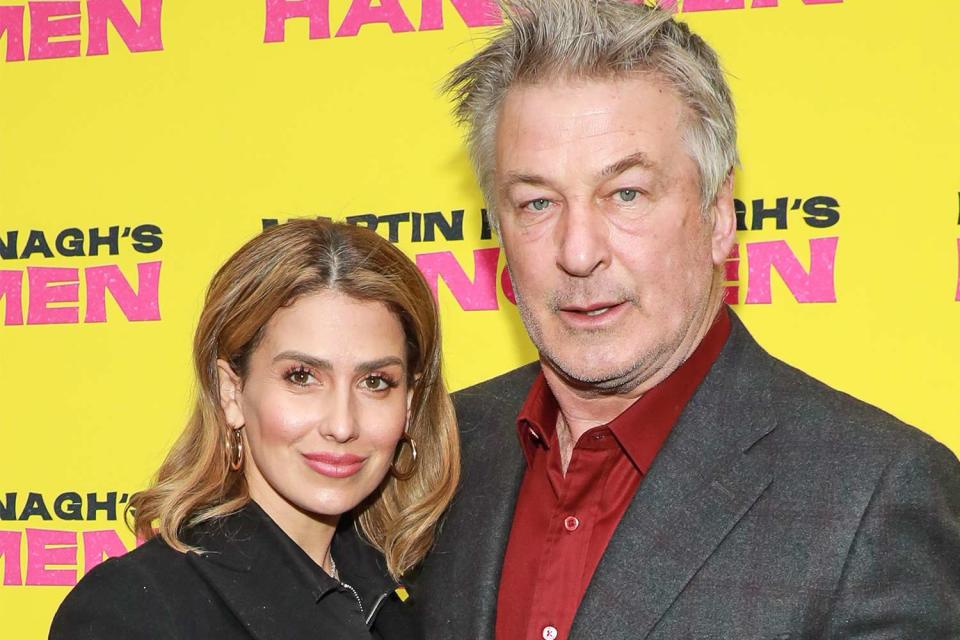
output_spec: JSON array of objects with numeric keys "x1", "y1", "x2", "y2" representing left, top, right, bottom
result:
[{"x1": 129, "y1": 219, "x2": 459, "y2": 578}]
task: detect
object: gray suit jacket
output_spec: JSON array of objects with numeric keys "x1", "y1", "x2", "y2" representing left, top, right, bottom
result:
[{"x1": 414, "y1": 313, "x2": 960, "y2": 639}]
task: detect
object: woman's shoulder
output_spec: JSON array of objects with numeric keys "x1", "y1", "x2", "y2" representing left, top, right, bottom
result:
[{"x1": 49, "y1": 537, "x2": 189, "y2": 640}]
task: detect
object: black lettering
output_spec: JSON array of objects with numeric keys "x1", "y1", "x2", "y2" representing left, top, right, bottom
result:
[
  {"x1": 751, "y1": 197, "x2": 788, "y2": 230},
  {"x1": 18, "y1": 492, "x2": 52, "y2": 521},
  {"x1": 480, "y1": 209, "x2": 493, "y2": 241},
  {"x1": 56, "y1": 228, "x2": 86, "y2": 257},
  {"x1": 0, "y1": 493, "x2": 16, "y2": 520},
  {"x1": 20, "y1": 230, "x2": 54, "y2": 259},
  {"x1": 802, "y1": 196, "x2": 840, "y2": 228},
  {"x1": 411, "y1": 212, "x2": 422, "y2": 242},
  {"x1": 89, "y1": 226, "x2": 120, "y2": 256},
  {"x1": 345, "y1": 214, "x2": 378, "y2": 231},
  {"x1": 0, "y1": 231, "x2": 18, "y2": 260},
  {"x1": 734, "y1": 199, "x2": 748, "y2": 231},
  {"x1": 424, "y1": 210, "x2": 464, "y2": 242},
  {"x1": 86, "y1": 492, "x2": 118, "y2": 520},
  {"x1": 54, "y1": 492, "x2": 83, "y2": 520},
  {"x1": 131, "y1": 224, "x2": 163, "y2": 253},
  {"x1": 378, "y1": 213, "x2": 410, "y2": 243}
]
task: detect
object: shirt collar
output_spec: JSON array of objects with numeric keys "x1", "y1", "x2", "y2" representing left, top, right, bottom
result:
[{"x1": 515, "y1": 307, "x2": 732, "y2": 473}]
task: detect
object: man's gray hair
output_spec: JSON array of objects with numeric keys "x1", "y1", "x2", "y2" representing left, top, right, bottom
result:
[{"x1": 444, "y1": 0, "x2": 738, "y2": 232}]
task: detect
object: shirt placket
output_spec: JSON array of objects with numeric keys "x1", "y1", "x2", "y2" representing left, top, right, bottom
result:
[{"x1": 525, "y1": 433, "x2": 617, "y2": 640}]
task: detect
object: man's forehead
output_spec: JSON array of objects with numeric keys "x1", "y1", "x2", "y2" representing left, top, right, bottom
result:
[{"x1": 497, "y1": 75, "x2": 686, "y2": 148}]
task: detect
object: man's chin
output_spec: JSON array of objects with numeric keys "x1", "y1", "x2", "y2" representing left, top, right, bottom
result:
[{"x1": 540, "y1": 349, "x2": 649, "y2": 393}]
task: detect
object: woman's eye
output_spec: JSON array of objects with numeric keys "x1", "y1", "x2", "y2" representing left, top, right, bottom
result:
[
  {"x1": 362, "y1": 375, "x2": 390, "y2": 392},
  {"x1": 525, "y1": 198, "x2": 550, "y2": 212},
  {"x1": 616, "y1": 189, "x2": 638, "y2": 202},
  {"x1": 287, "y1": 367, "x2": 313, "y2": 386}
]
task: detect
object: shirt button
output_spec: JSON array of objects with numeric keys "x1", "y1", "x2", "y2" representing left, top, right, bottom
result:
[
  {"x1": 542, "y1": 626, "x2": 558, "y2": 640},
  {"x1": 563, "y1": 516, "x2": 580, "y2": 532}
]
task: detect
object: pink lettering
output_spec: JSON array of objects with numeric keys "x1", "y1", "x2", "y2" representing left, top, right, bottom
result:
[
  {"x1": 0, "y1": 531, "x2": 22, "y2": 585},
  {"x1": 416, "y1": 248, "x2": 500, "y2": 311},
  {"x1": 500, "y1": 265, "x2": 516, "y2": 305},
  {"x1": 419, "y1": 0, "x2": 501, "y2": 31},
  {"x1": 745, "y1": 237, "x2": 838, "y2": 304},
  {"x1": 683, "y1": 0, "x2": 744, "y2": 11},
  {"x1": 0, "y1": 5, "x2": 25, "y2": 61},
  {"x1": 84, "y1": 261, "x2": 161, "y2": 322},
  {"x1": 264, "y1": 0, "x2": 330, "y2": 42},
  {"x1": 86, "y1": 0, "x2": 164, "y2": 56},
  {"x1": 25, "y1": 529, "x2": 76, "y2": 586},
  {"x1": 82, "y1": 530, "x2": 129, "y2": 574},
  {"x1": 336, "y1": 0, "x2": 414, "y2": 37},
  {"x1": 752, "y1": 0, "x2": 842, "y2": 6},
  {"x1": 28, "y1": 1, "x2": 81, "y2": 60},
  {"x1": 0, "y1": 270, "x2": 24, "y2": 325},
  {"x1": 27, "y1": 266, "x2": 79, "y2": 325}
]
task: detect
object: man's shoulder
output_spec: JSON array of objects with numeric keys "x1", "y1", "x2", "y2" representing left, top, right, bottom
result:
[
  {"x1": 452, "y1": 362, "x2": 540, "y2": 418},
  {"x1": 750, "y1": 344, "x2": 950, "y2": 466}
]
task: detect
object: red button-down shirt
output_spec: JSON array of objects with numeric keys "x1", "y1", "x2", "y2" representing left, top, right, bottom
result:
[{"x1": 495, "y1": 311, "x2": 731, "y2": 640}]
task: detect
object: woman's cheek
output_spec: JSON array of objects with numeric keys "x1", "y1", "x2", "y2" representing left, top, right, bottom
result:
[{"x1": 254, "y1": 392, "x2": 318, "y2": 442}]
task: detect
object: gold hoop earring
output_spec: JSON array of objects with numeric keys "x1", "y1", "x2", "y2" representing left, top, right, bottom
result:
[
  {"x1": 390, "y1": 432, "x2": 418, "y2": 480},
  {"x1": 228, "y1": 427, "x2": 244, "y2": 471}
]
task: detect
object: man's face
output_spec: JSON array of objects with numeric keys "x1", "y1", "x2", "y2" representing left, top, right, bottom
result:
[{"x1": 494, "y1": 74, "x2": 734, "y2": 392}]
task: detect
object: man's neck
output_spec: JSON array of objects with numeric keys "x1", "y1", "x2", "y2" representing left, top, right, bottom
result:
[{"x1": 543, "y1": 297, "x2": 724, "y2": 469}]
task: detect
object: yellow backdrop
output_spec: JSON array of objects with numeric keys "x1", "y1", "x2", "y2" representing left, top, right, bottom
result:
[{"x1": 1, "y1": 1, "x2": 958, "y2": 635}]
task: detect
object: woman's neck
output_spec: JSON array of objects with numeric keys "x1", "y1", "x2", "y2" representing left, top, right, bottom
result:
[{"x1": 246, "y1": 473, "x2": 339, "y2": 571}]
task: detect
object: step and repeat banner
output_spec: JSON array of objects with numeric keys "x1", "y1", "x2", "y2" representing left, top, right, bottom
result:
[{"x1": 1, "y1": 0, "x2": 958, "y2": 635}]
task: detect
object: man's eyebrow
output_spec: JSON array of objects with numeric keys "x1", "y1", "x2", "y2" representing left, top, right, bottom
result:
[
  {"x1": 600, "y1": 152, "x2": 656, "y2": 178},
  {"x1": 500, "y1": 172, "x2": 552, "y2": 192},
  {"x1": 272, "y1": 352, "x2": 404, "y2": 373}
]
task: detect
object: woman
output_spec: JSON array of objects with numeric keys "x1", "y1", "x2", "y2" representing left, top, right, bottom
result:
[{"x1": 50, "y1": 220, "x2": 460, "y2": 639}]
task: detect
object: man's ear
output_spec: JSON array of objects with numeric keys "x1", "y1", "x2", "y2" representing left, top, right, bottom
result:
[
  {"x1": 216, "y1": 359, "x2": 245, "y2": 429},
  {"x1": 710, "y1": 173, "x2": 737, "y2": 266}
]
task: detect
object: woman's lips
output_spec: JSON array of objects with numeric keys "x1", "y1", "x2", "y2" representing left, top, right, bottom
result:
[{"x1": 301, "y1": 452, "x2": 367, "y2": 478}]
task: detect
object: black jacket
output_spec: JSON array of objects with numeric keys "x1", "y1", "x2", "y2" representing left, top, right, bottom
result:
[{"x1": 50, "y1": 502, "x2": 419, "y2": 639}]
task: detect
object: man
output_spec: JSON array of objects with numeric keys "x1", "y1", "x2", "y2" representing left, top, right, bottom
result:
[{"x1": 414, "y1": 2, "x2": 960, "y2": 639}]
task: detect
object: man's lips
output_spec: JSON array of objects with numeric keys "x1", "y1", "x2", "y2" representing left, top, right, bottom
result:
[
  {"x1": 557, "y1": 300, "x2": 629, "y2": 325},
  {"x1": 301, "y1": 452, "x2": 367, "y2": 478},
  {"x1": 560, "y1": 301, "x2": 625, "y2": 316}
]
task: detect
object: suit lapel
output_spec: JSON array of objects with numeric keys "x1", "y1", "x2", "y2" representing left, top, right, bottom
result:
[
  {"x1": 416, "y1": 364, "x2": 536, "y2": 638},
  {"x1": 572, "y1": 315, "x2": 780, "y2": 640},
  {"x1": 185, "y1": 506, "x2": 332, "y2": 640}
]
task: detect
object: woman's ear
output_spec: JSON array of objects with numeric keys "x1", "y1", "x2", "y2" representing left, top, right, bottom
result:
[{"x1": 216, "y1": 359, "x2": 245, "y2": 428}]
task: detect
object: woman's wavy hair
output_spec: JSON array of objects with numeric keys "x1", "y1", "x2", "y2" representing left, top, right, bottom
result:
[{"x1": 128, "y1": 219, "x2": 459, "y2": 579}]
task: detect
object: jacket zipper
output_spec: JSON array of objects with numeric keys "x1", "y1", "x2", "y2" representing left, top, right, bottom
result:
[{"x1": 340, "y1": 581, "x2": 364, "y2": 617}]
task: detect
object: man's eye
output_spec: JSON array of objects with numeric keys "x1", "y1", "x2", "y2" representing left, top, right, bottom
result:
[
  {"x1": 616, "y1": 189, "x2": 638, "y2": 202},
  {"x1": 525, "y1": 198, "x2": 550, "y2": 212}
]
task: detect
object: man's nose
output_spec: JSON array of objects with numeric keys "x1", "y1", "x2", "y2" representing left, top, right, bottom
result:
[
  {"x1": 317, "y1": 387, "x2": 359, "y2": 443},
  {"x1": 555, "y1": 201, "x2": 610, "y2": 277}
]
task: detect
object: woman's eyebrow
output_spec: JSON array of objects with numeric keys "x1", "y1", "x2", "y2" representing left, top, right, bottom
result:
[
  {"x1": 272, "y1": 351, "x2": 404, "y2": 373},
  {"x1": 272, "y1": 351, "x2": 331, "y2": 370},
  {"x1": 354, "y1": 356, "x2": 405, "y2": 374}
]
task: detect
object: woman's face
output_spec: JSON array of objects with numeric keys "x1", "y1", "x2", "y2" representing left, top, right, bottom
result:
[{"x1": 218, "y1": 290, "x2": 410, "y2": 523}]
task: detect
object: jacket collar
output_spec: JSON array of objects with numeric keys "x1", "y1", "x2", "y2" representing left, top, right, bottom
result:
[
  {"x1": 570, "y1": 309, "x2": 780, "y2": 639},
  {"x1": 185, "y1": 501, "x2": 400, "y2": 638}
]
